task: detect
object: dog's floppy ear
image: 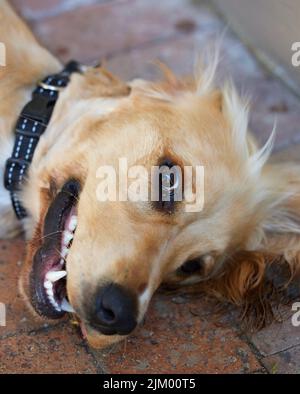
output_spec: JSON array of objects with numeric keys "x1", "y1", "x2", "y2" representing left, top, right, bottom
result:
[
  {"x1": 202, "y1": 162, "x2": 300, "y2": 330},
  {"x1": 203, "y1": 250, "x2": 300, "y2": 330}
]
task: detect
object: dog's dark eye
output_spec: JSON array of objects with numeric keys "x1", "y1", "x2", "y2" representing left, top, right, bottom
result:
[
  {"x1": 178, "y1": 258, "x2": 203, "y2": 275},
  {"x1": 154, "y1": 159, "x2": 181, "y2": 213}
]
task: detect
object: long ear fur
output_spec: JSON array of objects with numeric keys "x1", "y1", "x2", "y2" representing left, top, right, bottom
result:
[
  {"x1": 201, "y1": 251, "x2": 300, "y2": 330},
  {"x1": 201, "y1": 163, "x2": 300, "y2": 330}
]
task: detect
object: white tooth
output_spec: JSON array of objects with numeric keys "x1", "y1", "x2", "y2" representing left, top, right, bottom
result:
[
  {"x1": 68, "y1": 216, "x2": 78, "y2": 232},
  {"x1": 46, "y1": 292, "x2": 61, "y2": 311},
  {"x1": 61, "y1": 246, "x2": 69, "y2": 258},
  {"x1": 61, "y1": 298, "x2": 75, "y2": 313},
  {"x1": 60, "y1": 259, "x2": 65, "y2": 266},
  {"x1": 51, "y1": 300, "x2": 61, "y2": 311},
  {"x1": 46, "y1": 270, "x2": 67, "y2": 282},
  {"x1": 47, "y1": 288, "x2": 54, "y2": 297},
  {"x1": 44, "y1": 281, "x2": 52, "y2": 290},
  {"x1": 50, "y1": 297, "x2": 59, "y2": 307},
  {"x1": 63, "y1": 230, "x2": 73, "y2": 246}
]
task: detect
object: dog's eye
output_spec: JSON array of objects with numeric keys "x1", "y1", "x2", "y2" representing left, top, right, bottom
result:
[
  {"x1": 178, "y1": 258, "x2": 203, "y2": 275},
  {"x1": 155, "y1": 159, "x2": 181, "y2": 213},
  {"x1": 160, "y1": 163, "x2": 179, "y2": 193}
]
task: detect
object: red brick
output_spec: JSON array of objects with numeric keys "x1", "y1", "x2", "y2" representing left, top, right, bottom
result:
[
  {"x1": 93, "y1": 293, "x2": 260, "y2": 374},
  {"x1": 30, "y1": 0, "x2": 215, "y2": 63},
  {"x1": 0, "y1": 323, "x2": 98, "y2": 373}
]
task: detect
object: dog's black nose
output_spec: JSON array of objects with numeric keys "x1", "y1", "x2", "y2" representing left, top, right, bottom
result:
[{"x1": 90, "y1": 284, "x2": 137, "y2": 335}]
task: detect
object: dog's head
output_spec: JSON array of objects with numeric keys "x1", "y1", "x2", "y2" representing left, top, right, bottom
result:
[{"x1": 20, "y1": 62, "x2": 300, "y2": 348}]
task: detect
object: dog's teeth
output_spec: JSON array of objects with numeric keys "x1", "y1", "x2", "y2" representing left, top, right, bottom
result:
[
  {"x1": 63, "y1": 231, "x2": 73, "y2": 246},
  {"x1": 46, "y1": 270, "x2": 67, "y2": 282},
  {"x1": 50, "y1": 298, "x2": 61, "y2": 312},
  {"x1": 44, "y1": 280, "x2": 53, "y2": 290},
  {"x1": 47, "y1": 287, "x2": 54, "y2": 297},
  {"x1": 49, "y1": 296, "x2": 59, "y2": 308},
  {"x1": 44, "y1": 283, "x2": 62, "y2": 312},
  {"x1": 61, "y1": 246, "x2": 69, "y2": 258},
  {"x1": 68, "y1": 216, "x2": 78, "y2": 232},
  {"x1": 61, "y1": 298, "x2": 75, "y2": 313}
]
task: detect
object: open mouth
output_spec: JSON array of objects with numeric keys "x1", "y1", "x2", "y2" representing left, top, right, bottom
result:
[{"x1": 30, "y1": 180, "x2": 80, "y2": 319}]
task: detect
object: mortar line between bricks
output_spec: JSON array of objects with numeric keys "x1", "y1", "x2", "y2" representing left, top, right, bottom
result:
[
  {"x1": 0, "y1": 320, "x2": 69, "y2": 341},
  {"x1": 233, "y1": 324, "x2": 269, "y2": 374},
  {"x1": 261, "y1": 341, "x2": 300, "y2": 358},
  {"x1": 83, "y1": 343, "x2": 107, "y2": 374}
]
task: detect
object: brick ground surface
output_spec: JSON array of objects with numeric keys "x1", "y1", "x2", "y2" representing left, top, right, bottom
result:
[{"x1": 1, "y1": 0, "x2": 299, "y2": 373}]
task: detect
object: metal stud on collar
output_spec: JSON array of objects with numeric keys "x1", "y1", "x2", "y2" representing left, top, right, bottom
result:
[{"x1": 38, "y1": 81, "x2": 65, "y2": 92}]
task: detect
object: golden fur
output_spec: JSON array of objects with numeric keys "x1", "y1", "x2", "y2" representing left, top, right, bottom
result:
[{"x1": 1, "y1": 0, "x2": 300, "y2": 348}]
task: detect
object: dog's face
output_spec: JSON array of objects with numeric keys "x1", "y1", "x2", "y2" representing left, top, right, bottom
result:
[{"x1": 20, "y1": 67, "x2": 280, "y2": 348}]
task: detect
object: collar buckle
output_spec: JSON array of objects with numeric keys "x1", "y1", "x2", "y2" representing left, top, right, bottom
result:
[{"x1": 22, "y1": 95, "x2": 56, "y2": 125}]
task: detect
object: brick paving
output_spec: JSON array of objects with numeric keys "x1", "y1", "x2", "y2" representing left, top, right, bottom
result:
[{"x1": 1, "y1": 0, "x2": 299, "y2": 373}]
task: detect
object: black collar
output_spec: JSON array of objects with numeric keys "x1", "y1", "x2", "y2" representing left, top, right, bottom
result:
[{"x1": 4, "y1": 61, "x2": 82, "y2": 220}]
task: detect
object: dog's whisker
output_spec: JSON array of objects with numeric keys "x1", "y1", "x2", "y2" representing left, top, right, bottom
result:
[
  {"x1": 37, "y1": 230, "x2": 63, "y2": 243},
  {"x1": 63, "y1": 190, "x2": 80, "y2": 203},
  {"x1": 54, "y1": 247, "x2": 67, "y2": 264}
]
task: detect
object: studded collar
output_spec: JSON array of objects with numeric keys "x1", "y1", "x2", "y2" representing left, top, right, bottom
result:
[{"x1": 4, "y1": 61, "x2": 83, "y2": 219}]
